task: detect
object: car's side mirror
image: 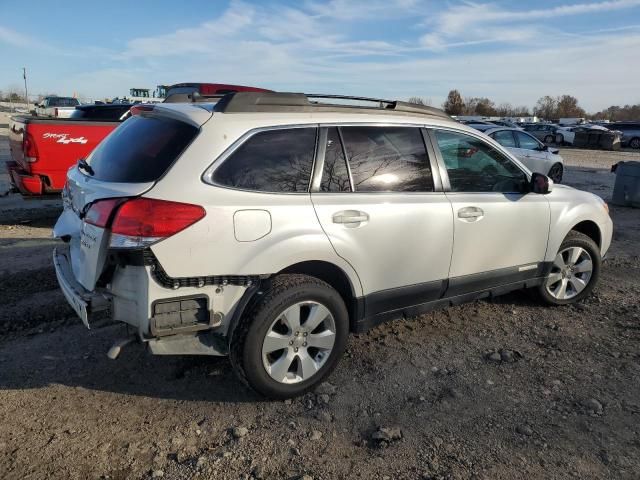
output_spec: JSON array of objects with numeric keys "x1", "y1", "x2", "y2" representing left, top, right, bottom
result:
[
  {"x1": 530, "y1": 172, "x2": 553, "y2": 194},
  {"x1": 539, "y1": 144, "x2": 548, "y2": 151}
]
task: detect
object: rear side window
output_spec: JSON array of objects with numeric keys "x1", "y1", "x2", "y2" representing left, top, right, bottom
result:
[
  {"x1": 87, "y1": 114, "x2": 198, "y2": 183},
  {"x1": 320, "y1": 127, "x2": 351, "y2": 192},
  {"x1": 340, "y1": 126, "x2": 433, "y2": 192},
  {"x1": 213, "y1": 127, "x2": 317, "y2": 192}
]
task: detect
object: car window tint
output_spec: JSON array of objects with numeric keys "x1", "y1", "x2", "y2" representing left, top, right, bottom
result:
[
  {"x1": 214, "y1": 127, "x2": 317, "y2": 193},
  {"x1": 340, "y1": 126, "x2": 433, "y2": 192},
  {"x1": 320, "y1": 127, "x2": 351, "y2": 192},
  {"x1": 515, "y1": 131, "x2": 541, "y2": 150},
  {"x1": 491, "y1": 130, "x2": 517, "y2": 148},
  {"x1": 87, "y1": 114, "x2": 198, "y2": 183},
  {"x1": 434, "y1": 130, "x2": 527, "y2": 193}
]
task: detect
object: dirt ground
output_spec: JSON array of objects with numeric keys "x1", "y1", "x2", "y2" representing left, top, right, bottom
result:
[{"x1": 0, "y1": 116, "x2": 639, "y2": 480}]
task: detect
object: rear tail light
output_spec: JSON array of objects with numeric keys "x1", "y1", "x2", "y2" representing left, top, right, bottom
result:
[
  {"x1": 23, "y1": 132, "x2": 39, "y2": 163},
  {"x1": 84, "y1": 197, "x2": 206, "y2": 248},
  {"x1": 84, "y1": 198, "x2": 124, "y2": 228}
]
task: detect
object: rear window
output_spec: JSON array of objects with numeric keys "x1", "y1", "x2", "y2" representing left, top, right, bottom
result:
[
  {"x1": 49, "y1": 97, "x2": 79, "y2": 107},
  {"x1": 86, "y1": 114, "x2": 198, "y2": 183}
]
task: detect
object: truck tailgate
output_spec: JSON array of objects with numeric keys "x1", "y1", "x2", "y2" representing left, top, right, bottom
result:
[{"x1": 9, "y1": 117, "x2": 119, "y2": 193}]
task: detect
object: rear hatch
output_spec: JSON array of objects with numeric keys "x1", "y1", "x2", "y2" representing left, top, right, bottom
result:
[{"x1": 53, "y1": 106, "x2": 210, "y2": 290}]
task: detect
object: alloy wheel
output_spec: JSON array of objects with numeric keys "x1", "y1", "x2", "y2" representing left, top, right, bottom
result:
[
  {"x1": 545, "y1": 246, "x2": 593, "y2": 300},
  {"x1": 261, "y1": 301, "x2": 336, "y2": 384},
  {"x1": 548, "y1": 164, "x2": 563, "y2": 183},
  {"x1": 630, "y1": 138, "x2": 640, "y2": 149}
]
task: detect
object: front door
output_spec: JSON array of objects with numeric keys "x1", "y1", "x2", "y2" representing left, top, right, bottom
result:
[
  {"x1": 311, "y1": 125, "x2": 453, "y2": 316},
  {"x1": 513, "y1": 130, "x2": 550, "y2": 174},
  {"x1": 430, "y1": 128, "x2": 550, "y2": 295}
]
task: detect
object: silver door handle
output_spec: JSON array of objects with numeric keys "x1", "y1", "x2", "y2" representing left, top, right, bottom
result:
[
  {"x1": 457, "y1": 207, "x2": 484, "y2": 220},
  {"x1": 332, "y1": 210, "x2": 369, "y2": 225}
]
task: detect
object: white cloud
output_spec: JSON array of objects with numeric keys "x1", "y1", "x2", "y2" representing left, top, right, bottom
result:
[
  {"x1": 4, "y1": 1, "x2": 640, "y2": 111},
  {"x1": 423, "y1": 0, "x2": 640, "y2": 49}
]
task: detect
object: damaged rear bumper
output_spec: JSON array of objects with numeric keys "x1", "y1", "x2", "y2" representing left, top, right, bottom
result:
[{"x1": 53, "y1": 247, "x2": 111, "y2": 328}]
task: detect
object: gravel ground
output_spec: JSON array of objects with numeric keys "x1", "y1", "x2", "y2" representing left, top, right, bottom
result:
[{"x1": 0, "y1": 121, "x2": 639, "y2": 480}]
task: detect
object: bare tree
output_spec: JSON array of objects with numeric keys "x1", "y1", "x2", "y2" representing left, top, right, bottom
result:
[
  {"x1": 533, "y1": 96, "x2": 557, "y2": 120},
  {"x1": 556, "y1": 95, "x2": 585, "y2": 118},
  {"x1": 442, "y1": 90, "x2": 464, "y2": 115},
  {"x1": 408, "y1": 96, "x2": 432, "y2": 106}
]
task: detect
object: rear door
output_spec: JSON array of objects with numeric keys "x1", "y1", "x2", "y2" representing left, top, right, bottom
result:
[
  {"x1": 430, "y1": 128, "x2": 550, "y2": 294},
  {"x1": 311, "y1": 125, "x2": 453, "y2": 317},
  {"x1": 54, "y1": 112, "x2": 203, "y2": 290}
]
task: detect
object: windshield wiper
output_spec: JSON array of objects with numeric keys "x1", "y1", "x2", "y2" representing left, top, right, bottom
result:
[{"x1": 78, "y1": 158, "x2": 94, "y2": 176}]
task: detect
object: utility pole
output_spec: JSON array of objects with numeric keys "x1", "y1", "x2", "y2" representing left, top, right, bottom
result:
[{"x1": 23, "y1": 67, "x2": 29, "y2": 109}]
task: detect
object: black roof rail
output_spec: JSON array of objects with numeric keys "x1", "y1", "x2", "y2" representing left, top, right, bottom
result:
[{"x1": 213, "y1": 92, "x2": 450, "y2": 119}]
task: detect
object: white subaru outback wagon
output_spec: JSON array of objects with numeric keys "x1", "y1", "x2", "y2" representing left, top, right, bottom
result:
[{"x1": 53, "y1": 92, "x2": 613, "y2": 398}]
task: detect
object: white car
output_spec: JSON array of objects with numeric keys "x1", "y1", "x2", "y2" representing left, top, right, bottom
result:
[
  {"x1": 485, "y1": 127, "x2": 564, "y2": 183},
  {"x1": 53, "y1": 93, "x2": 612, "y2": 397},
  {"x1": 35, "y1": 96, "x2": 80, "y2": 118}
]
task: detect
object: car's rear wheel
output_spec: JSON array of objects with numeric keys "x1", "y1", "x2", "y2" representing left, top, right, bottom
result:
[
  {"x1": 537, "y1": 231, "x2": 601, "y2": 305},
  {"x1": 548, "y1": 163, "x2": 563, "y2": 183},
  {"x1": 630, "y1": 137, "x2": 640, "y2": 149},
  {"x1": 230, "y1": 274, "x2": 349, "y2": 398},
  {"x1": 544, "y1": 134, "x2": 555, "y2": 144}
]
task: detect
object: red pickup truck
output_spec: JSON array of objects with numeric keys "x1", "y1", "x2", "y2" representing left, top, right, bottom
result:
[{"x1": 7, "y1": 83, "x2": 271, "y2": 195}]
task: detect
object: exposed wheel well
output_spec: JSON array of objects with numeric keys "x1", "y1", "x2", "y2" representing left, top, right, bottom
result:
[
  {"x1": 570, "y1": 220, "x2": 601, "y2": 248},
  {"x1": 279, "y1": 261, "x2": 359, "y2": 330}
]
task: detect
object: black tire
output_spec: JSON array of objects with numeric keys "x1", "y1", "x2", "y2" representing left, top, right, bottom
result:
[
  {"x1": 629, "y1": 137, "x2": 640, "y2": 149},
  {"x1": 548, "y1": 163, "x2": 563, "y2": 183},
  {"x1": 537, "y1": 231, "x2": 601, "y2": 306},
  {"x1": 229, "y1": 274, "x2": 349, "y2": 399},
  {"x1": 544, "y1": 134, "x2": 555, "y2": 144}
]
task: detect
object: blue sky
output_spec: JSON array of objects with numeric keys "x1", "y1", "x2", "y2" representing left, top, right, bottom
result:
[{"x1": 1, "y1": 0, "x2": 639, "y2": 111}]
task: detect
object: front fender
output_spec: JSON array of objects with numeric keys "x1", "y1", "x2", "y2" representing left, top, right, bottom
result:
[{"x1": 545, "y1": 188, "x2": 612, "y2": 261}]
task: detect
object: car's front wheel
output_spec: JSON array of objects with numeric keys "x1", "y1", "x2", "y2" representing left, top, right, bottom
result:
[
  {"x1": 629, "y1": 137, "x2": 640, "y2": 149},
  {"x1": 548, "y1": 163, "x2": 563, "y2": 183},
  {"x1": 230, "y1": 274, "x2": 349, "y2": 398},
  {"x1": 544, "y1": 134, "x2": 555, "y2": 144},
  {"x1": 537, "y1": 231, "x2": 601, "y2": 305}
]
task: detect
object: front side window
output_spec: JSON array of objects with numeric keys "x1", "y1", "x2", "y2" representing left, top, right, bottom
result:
[
  {"x1": 434, "y1": 130, "x2": 527, "y2": 193},
  {"x1": 490, "y1": 130, "x2": 517, "y2": 148},
  {"x1": 213, "y1": 127, "x2": 317, "y2": 193},
  {"x1": 515, "y1": 131, "x2": 541, "y2": 150},
  {"x1": 340, "y1": 126, "x2": 433, "y2": 192}
]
